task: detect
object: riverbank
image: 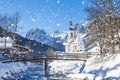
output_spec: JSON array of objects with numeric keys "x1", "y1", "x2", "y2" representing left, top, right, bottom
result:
[
  {"x1": 49, "y1": 60, "x2": 84, "y2": 75},
  {"x1": 49, "y1": 53, "x2": 120, "y2": 80},
  {"x1": 83, "y1": 53, "x2": 120, "y2": 79}
]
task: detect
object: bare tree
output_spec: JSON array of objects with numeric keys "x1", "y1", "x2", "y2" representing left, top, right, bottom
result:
[
  {"x1": 0, "y1": 12, "x2": 21, "y2": 48},
  {"x1": 9, "y1": 12, "x2": 21, "y2": 40},
  {"x1": 85, "y1": 0, "x2": 120, "y2": 54}
]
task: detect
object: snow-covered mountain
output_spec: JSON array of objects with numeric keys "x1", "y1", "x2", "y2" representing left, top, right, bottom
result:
[
  {"x1": 26, "y1": 28, "x2": 67, "y2": 51},
  {"x1": 50, "y1": 30, "x2": 68, "y2": 45},
  {"x1": 74, "y1": 22, "x2": 91, "y2": 45},
  {"x1": 26, "y1": 28, "x2": 55, "y2": 45},
  {"x1": 25, "y1": 22, "x2": 89, "y2": 51}
]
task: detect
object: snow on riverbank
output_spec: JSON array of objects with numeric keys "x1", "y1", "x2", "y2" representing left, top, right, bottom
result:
[
  {"x1": 83, "y1": 53, "x2": 120, "y2": 79},
  {"x1": 49, "y1": 60, "x2": 84, "y2": 75},
  {"x1": 49, "y1": 53, "x2": 120, "y2": 80},
  {"x1": 0, "y1": 62, "x2": 31, "y2": 79},
  {"x1": 67, "y1": 73, "x2": 96, "y2": 80}
]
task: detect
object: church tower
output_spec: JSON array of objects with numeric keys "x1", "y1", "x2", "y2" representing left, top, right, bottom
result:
[
  {"x1": 65, "y1": 20, "x2": 85, "y2": 53},
  {"x1": 68, "y1": 20, "x2": 75, "y2": 41}
]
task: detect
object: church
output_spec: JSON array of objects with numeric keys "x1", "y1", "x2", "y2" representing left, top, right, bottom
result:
[{"x1": 65, "y1": 20, "x2": 85, "y2": 53}]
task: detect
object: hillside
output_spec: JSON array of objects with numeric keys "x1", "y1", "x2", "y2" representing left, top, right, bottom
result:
[
  {"x1": 83, "y1": 53, "x2": 120, "y2": 79},
  {"x1": 49, "y1": 53, "x2": 120, "y2": 80},
  {"x1": 26, "y1": 28, "x2": 66, "y2": 51},
  {"x1": 0, "y1": 27, "x2": 59, "y2": 53}
]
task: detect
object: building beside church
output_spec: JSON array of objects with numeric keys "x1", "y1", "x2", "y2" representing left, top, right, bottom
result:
[
  {"x1": 65, "y1": 20, "x2": 85, "y2": 53},
  {"x1": 0, "y1": 37, "x2": 30, "y2": 54}
]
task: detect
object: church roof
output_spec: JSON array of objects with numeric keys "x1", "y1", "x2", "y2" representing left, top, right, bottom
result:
[
  {"x1": 73, "y1": 34, "x2": 84, "y2": 45},
  {"x1": 66, "y1": 39, "x2": 74, "y2": 45}
]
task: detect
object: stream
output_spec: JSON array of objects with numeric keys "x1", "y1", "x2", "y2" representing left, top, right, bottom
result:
[{"x1": 2, "y1": 63, "x2": 67, "y2": 80}]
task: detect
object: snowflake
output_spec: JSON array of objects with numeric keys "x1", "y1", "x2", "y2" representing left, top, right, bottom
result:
[
  {"x1": 113, "y1": 2, "x2": 116, "y2": 5},
  {"x1": 52, "y1": 13, "x2": 58, "y2": 17},
  {"x1": 27, "y1": 11, "x2": 30, "y2": 14},
  {"x1": 11, "y1": 24, "x2": 14, "y2": 27},
  {"x1": 57, "y1": 24, "x2": 60, "y2": 27},
  {"x1": 31, "y1": 18, "x2": 36, "y2": 22},
  {"x1": 57, "y1": 0, "x2": 60, "y2": 4},
  {"x1": 82, "y1": 1, "x2": 85, "y2": 5}
]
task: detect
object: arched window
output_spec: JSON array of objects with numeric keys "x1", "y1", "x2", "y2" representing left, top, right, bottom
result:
[{"x1": 71, "y1": 33, "x2": 73, "y2": 38}]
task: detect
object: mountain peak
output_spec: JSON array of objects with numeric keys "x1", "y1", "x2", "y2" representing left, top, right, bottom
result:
[{"x1": 25, "y1": 28, "x2": 66, "y2": 51}]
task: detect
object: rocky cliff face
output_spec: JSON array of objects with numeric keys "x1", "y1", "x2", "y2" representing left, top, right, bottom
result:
[{"x1": 26, "y1": 28, "x2": 67, "y2": 51}]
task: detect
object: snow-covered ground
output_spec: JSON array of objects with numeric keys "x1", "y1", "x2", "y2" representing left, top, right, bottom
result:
[
  {"x1": 1, "y1": 53, "x2": 119, "y2": 80},
  {"x1": 0, "y1": 62, "x2": 31, "y2": 79},
  {"x1": 49, "y1": 53, "x2": 120, "y2": 80},
  {"x1": 49, "y1": 60, "x2": 84, "y2": 75},
  {"x1": 83, "y1": 53, "x2": 120, "y2": 79}
]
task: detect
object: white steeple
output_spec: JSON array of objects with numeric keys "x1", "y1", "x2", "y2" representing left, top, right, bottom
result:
[{"x1": 68, "y1": 20, "x2": 75, "y2": 41}]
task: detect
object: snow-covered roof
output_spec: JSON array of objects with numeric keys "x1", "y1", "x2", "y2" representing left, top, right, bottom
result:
[
  {"x1": 73, "y1": 34, "x2": 84, "y2": 45},
  {"x1": 66, "y1": 39, "x2": 74, "y2": 45},
  {"x1": 87, "y1": 46, "x2": 100, "y2": 54},
  {"x1": 14, "y1": 44, "x2": 30, "y2": 51},
  {"x1": 0, "y1": 37, "x2": 13, "y2": 43},
  {"x1": 80, "y1": 33, "x2": 87, "y2": 39}
]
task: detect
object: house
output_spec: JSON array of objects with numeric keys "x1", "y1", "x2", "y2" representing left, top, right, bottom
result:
[
  {"x1": 0, "y1": 37, "x2": 30, "y2": 54},
  {"x1": 65, "y1": 20, "x2": 85, "y2": 53},
  {"x1": 13, "y1": 44, "x2": 30, "y2": 54}
]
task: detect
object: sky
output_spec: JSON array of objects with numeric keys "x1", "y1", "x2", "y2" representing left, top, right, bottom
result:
[{"x1": 0, "y1": 0, "x2": 89, "y2": 37}]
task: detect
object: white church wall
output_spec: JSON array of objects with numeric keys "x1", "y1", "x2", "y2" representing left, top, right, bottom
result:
[
  {"x1": 70, "y1": 44, "x2": 85, "y2": 53},
  {"x1": 65, "y1": 45, "x2": 70, "y2": 53}
]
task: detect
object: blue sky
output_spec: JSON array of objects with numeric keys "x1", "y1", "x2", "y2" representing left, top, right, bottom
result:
[{"x1": 0, "y1": 0, "x2": 89, "y2": 36}]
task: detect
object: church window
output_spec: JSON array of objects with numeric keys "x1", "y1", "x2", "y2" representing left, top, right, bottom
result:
[
  {"x1": 71, "y1": 33, "x2": 73, "y2": 38},
  {"x1": 116, "y1": 41, "x2": 119, "y2": 45},
  {"x1": 80, "y1": 50, "x2": 82, "y2": 51},
  {"x1": 75, "y1": 46, "x2": 76, "y2": 49}
]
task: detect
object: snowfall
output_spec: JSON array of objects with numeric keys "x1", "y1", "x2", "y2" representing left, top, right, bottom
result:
[
  {"x1": 0, "y1": 62, "x2": 32, "y2": 79},
  {"x1": 0, "y1": 53, "x2": 120, "y2": 80},
  {"x1": 49, "y1": 53, "x2": 120, "y2": 80}
]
